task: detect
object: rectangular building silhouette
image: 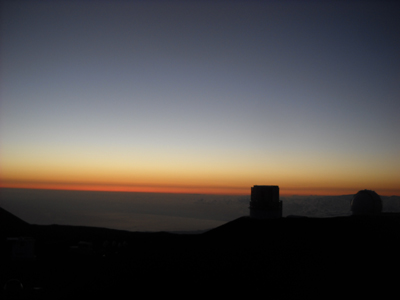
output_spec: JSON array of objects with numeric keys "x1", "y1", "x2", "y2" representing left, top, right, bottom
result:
[{"x1": 249, "y1": 185, "x2": 282, "y2": 218}]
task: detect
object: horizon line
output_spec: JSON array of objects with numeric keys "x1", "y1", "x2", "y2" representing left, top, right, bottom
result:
[{"x1": 1, "y1": 183, "x2": 398, "y2": 197}]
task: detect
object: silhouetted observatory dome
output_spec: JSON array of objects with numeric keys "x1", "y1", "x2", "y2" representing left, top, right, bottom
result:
[{"x1": 351, "y1": 190, "x2": 382, "y2": 215}]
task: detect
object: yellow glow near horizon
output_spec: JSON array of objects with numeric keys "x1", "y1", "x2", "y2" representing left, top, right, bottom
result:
[
  {"x1": 1, "y1": 143, "x2": 399, "y2": 196},
  {"x1": 2, "y1": 159, "x2": 399, "y2": 196}
]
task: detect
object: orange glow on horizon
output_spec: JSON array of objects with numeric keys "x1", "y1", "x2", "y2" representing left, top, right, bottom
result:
[
  {"x1": 2, "y1": 144, "x2": 399, "y2": 197},
  {"x1": 0, "y1": 181, "x2": 248, "y2": 195},
  {"x1": 1, "y1": 181, "x2": 398, "y2": 197}
]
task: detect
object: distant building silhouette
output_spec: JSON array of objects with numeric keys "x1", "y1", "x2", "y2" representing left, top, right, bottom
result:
[
  {"x1": 351, "y1": 190, "x2": 382, "y2": 215},
  {"x1": 6, "y1": 237, "x2": 35, "y2": 260},
  {"x1": 249, "y1": 185, "x2": 282, "y2": 219}
]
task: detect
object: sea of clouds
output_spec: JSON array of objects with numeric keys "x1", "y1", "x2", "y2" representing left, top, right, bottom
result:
[{"x1": 1, "y1": 188, "x2": 399, "y2": 232}]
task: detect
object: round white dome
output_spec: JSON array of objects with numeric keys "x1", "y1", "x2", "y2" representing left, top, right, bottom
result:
[{"x1": 351, "y1": 190, "x2": 382, "y2": 215}]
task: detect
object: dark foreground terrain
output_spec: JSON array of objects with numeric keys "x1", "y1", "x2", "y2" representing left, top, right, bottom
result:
[{"x1": 1, "y1": 207, "x2": 399, "y2": 299}]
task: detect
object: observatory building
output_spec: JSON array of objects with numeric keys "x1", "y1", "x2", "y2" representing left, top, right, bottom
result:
[
  {"x1": 249, "y1": 185, "x2": 282, "y2": 219},
  {"x1": 351, "y1": 189, "x2": 382, "y2": 215}
]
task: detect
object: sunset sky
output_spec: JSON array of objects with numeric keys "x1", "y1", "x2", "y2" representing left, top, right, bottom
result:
[{"x1": 1, "y1": 0, "x2": 399, "y2": 196}]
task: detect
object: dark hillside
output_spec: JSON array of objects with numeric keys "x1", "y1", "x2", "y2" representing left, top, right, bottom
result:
[
  {"x1": 0, "y1": 207, "x2": 29, "y2": 237},
  {"x1": 1, "y1": 208, "x2": 399, "y2": 298}
]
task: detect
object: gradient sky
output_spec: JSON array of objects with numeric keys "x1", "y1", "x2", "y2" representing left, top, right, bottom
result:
[{"x1": 1, "y1": 0, "x2": 399, "y2": 196}]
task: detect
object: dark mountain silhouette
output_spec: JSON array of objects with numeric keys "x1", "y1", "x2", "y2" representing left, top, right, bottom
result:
[
  {"x1": 0, "y1": 206, "x2": 29, "y2": 237},
  {"x1": 0, "y1": 206, "x2": 28, "y2": 226},
  {"x1": 1, "y1": 207, "x2": 399, "y2": 298}
]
